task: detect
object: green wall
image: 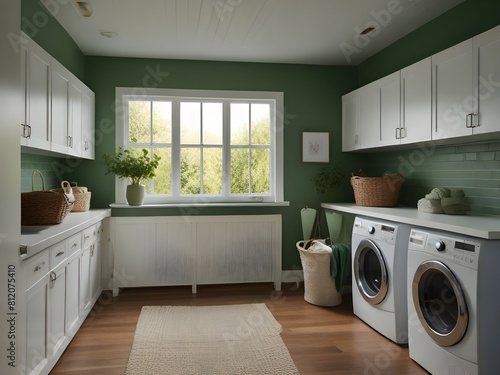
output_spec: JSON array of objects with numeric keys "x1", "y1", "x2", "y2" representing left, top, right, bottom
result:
[
  {"x1": 21, "y1": 0, "x2": 85, "y2": 80},
  {"x1": 74, "y1": 57, "x2": 360, "y2": 270},
  {"x1": 357, "y1": 0, "x2": 500, "y2": 216},
  {"x1": 358, "y1": 0, "x2": 500, "y2": 85}
]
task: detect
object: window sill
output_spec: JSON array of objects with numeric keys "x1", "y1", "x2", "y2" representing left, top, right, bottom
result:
[{"x1": 110, "y1": 202, "x2": 290, "y2": 208}]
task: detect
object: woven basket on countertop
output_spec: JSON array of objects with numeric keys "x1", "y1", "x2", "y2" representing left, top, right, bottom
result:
[
  {"x1": 21, "y1": 170, "x2": 74, "y2": 225},
  {"x1": 350, "y1": 173, "x2": 403, "y2": 207},
  {"x1": 53, "y1": 183, "x2": 91, "y2": 212}
]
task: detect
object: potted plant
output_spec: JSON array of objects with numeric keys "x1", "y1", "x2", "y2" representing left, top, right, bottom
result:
[{"x1": 102, "y1": 147, "x2": 161, "y2": 206}]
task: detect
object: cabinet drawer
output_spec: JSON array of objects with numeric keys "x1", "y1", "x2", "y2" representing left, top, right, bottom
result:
[
  {"x1": 25, "y1": 251, "x2": 49, "y2": 289},
  {"x1": 67, "y1": 233, "x2": 82, "y2": 256},
  {"x1": 50, "y1": 241, "x2": 67, "y2": 269},
  {"x1": 82, "y1": 225, "x2": 97, "y2": 248}
]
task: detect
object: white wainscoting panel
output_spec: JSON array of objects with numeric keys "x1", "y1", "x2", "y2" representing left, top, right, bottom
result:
[{"x1": 111, "y1": 215, "x2": 281, "y2": 295}]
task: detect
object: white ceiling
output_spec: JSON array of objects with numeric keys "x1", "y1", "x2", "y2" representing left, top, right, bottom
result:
[{"x1": 42, "y1": 0, "x2": 464, "y2": 66}]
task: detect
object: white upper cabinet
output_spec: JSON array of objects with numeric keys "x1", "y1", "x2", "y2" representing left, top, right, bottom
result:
[
  {"x1": 400, "y1": 57, "x2": 432, "y2": 144},
  {"x1": 21, "y1": 34, "x2": 51, "y2": 150},
  {"x1": 20, "y1": 33, "x2": 95, "y2": 159},
  {"x1": 81, "y1": 87, "x2": 95, "y2": 160},
  {"x1": 342, "y1": 89, "x2": 360, "y2": 152},
  {"x1": 341, "y1": 25, "x2": 500, "y2": 152},
  {"x1": 432, "y1": 25, "x2": 500, "y2": 141},
  {"x1": 358, "y1": 79, "x2": 382, "y2": 149},
  {"x1": 50, "y1": 59, "x2": 70, "y2": 154},
  {"x1": 379, "y1": 71, "x2": 401, "y2": 147},
  {"x1": 472, "y1": 25, "x2": 500, "y2": 136},
  {"x1": 432, "y1": 39, "x2": 474, "y2": 140}
]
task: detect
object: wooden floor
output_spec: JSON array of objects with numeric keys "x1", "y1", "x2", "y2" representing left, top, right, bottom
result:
[{"x1": 51, "y1": 283, "x2": 428, "y2": 375}]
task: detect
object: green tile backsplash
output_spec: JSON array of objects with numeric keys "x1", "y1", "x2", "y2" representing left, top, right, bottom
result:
[
  {"x1": 366, "y1": 141, "x2": 500, "y2": 216},
  {"x1": 21, "y1": 153, "x2": 66, "y2": 192}
]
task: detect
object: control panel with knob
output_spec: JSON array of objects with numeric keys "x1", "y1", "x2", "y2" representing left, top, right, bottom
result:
[
  {"x1": 368, "y1": 226, "x2": 375, "y2": 235},
  {"x1": 435, "y1": 241, "x2": 446, "y2": 252}
]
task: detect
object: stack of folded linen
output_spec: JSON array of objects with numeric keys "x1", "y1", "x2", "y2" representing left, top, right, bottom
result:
[{"x1": 417, "y1": 188, "x2": 470, "y2": 215}]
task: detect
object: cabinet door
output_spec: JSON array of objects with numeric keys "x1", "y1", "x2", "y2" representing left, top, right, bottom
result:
[
  {"x1": 473, "y1": 25, "x2": 500, "y2": 135},
  {"x1": 65, "y1": 252, "x2": 80, "y2": 336},
  {"x1": 50, "y1": 59, "x2": 70, "y2": 155},
  {"x1": 80, "y1": 245, "x2": 91, "y2": 313},
  {"x1": 81, "y1": 87, "x2": 95, "y2": 159},
  {"x1": 401, "y1": 57, "x2": 432, "y2": 144},
  {"x1": 432, "y1": 39, "x2": 474, "y2": 140},
  {"x1": 68, "y1": 79, "x2": 83, "y2": 157},
  {"x1": 26, "y1": 278, "x2": 48, "y2": 375},
  {"x1": 48, "y1": 265, "x2": 66, "y2": 357},
  {"x1": 379, "y1": 72, "x2": 401, "y2": 146},
  {"x1": 342, "y1": 90, "x2": 360, "y2": 152},
  {"x1": 24, "y1": 36, "x2": 51, "y2": 150},
  {"x1": 90, "y1": 241, "x2": 101, "y2": 303},
  {"x1": 358, "y1": 81, "x2": 381, "y2": 149},
  {"x1": 20, "y1": 41, "x2": 28, "y2": 146}
]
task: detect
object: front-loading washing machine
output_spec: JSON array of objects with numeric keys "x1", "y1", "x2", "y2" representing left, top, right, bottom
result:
[
  {"x1": 407, "y1": 227, "x2": 500, "y2": 374},
  {"x1": 351, "y1": 216, "x2": 411, "y2": 344}
]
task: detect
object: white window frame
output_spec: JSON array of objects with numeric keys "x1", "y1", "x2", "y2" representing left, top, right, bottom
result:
[{"x1": 115, "y1": 87, "x2": 284, "y2": 205}]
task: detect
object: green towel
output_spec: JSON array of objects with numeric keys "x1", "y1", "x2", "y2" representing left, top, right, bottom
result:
[{"x1": 330, "y1": 243, "x2": 351, "y2": 292}]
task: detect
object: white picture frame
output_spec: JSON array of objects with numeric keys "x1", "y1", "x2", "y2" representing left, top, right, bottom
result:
[{"x1": 302, "y1": 132, "x2": 329, "y2": 163}]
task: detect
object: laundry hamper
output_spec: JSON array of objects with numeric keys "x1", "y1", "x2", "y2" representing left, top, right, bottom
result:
[{"x1": 296, "y1": 240, "x2": 342, "y2": 307}]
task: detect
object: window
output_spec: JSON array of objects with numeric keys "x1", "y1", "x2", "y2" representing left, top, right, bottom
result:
[{"x1": 115, "y1": 88, "x2": 284, "y2": 204}]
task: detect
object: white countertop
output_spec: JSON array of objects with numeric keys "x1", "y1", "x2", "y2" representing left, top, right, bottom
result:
[
  {"x1": 321, "y1": 203, "x2": 500, "y2": 240},
  {"x1": 20, "y1": 209, "x2": 111, "y2": 258}
]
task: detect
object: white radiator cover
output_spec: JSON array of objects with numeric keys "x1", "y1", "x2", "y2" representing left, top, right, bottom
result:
[{"x1": 111, "y1": 215, "x2": 282, "y2": 295}]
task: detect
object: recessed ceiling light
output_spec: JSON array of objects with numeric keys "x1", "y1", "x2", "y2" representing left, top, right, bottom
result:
[
  {"x1": 100, "y1": 31, "x2": 118, "y2": 39},
  {"x1": 74, "y1": 1, "x2": 93, "y2": 17},
  {"x1": 360, "y1": 27, "x2": 376, "y2": 35}
]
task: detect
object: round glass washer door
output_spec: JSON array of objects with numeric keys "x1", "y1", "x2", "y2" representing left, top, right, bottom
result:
[
  {"x1": 412, "y1": 260, "x2": 468, "y2": 347},
  {"x1": 354, "y1": 239, "x2": 388, "y2": 305}
]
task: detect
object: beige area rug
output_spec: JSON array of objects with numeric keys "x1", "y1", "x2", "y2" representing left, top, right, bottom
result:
[{"x1": 125, "y1": 303, "x2": 300, "y2": 375}]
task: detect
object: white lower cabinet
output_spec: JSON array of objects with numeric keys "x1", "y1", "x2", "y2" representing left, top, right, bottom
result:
[
  {"x1": 25, "y1": 251, "x2": 49, "y2": 375},
  {"x1": 21, "y1": 218, "x2": 106, "y2": 375},
  {"x1": 47, "y1": 264, "x2": 66, "y2": 357}
]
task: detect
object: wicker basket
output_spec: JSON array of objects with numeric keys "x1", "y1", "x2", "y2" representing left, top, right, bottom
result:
[
  {"x1": 21, "y1": 170, "x2": 74, "y2": 225},
  {"x1": 53, "y1": 185, "x2": 91, "y2": 212},
  {"x1": 296, "y1": 240, "x2": 342, "y2": 307},
  {"x1": 351, "y1": 173, "x2": 403, "y2": 207}
]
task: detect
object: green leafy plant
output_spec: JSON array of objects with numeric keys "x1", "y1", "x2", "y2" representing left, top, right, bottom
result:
[
  {"x1": 311, "y1": 164, "x2": 345, "y2": 195},
  {"x1": 102, "y1": 147, "x2": 161, "y2": 185}
]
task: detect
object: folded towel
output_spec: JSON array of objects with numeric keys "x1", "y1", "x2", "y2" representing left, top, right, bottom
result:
[
  {"x1": 417, "y1": 198, "x2": 444, "y2": 213},
  {"x1": 425, "y1": 187, "x2": 450, "y2": 199},
  {"x1": 330, "y1": 243, "x2": 351, "y2": 292}
]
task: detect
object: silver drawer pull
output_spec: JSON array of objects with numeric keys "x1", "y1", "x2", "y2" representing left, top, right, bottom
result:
[
  {"x1": 56, "y1": 251, "x2": 65, "y2": 257},
  {"x1": 34, "y1": 262, "x2": 46, "y2": 272}
]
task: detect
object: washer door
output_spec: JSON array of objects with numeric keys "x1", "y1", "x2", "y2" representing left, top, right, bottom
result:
[
  {"x1": 354, "y1": 239, "x2": 388, "y2": 305},
  {"x1": 412, "y1": 260, "x2": 468, "y2": 347}
]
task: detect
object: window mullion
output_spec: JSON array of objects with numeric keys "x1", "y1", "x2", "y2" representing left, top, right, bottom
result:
[
  {"x1": 222, "y1": 100, "x2": 231, "y2": 197},
  {"x1": 171, "y1": 98, "x2": 181, "y2": 197}
]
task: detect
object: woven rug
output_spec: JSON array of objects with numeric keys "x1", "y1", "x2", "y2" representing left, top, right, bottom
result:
[{"x1": 125, "y1": 303, "x2": 300, "y2": 375}]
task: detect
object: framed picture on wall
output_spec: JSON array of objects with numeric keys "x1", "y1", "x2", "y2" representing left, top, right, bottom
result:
[{"x1": 302, "y1": 132, "x2": 329, "y2": 163}]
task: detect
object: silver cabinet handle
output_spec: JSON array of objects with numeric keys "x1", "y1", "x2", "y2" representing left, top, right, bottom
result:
[
  {"x1": 34, "y1": 261, "x2": 46, "y2": 273},
  {"x1": 49, "y1": 271, "x2": 57, "y2": 288}
]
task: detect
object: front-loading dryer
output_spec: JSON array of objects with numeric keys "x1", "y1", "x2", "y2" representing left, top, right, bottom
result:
[
  {"x1": 407, "y1": 228, "x2": 500, "y2": 374},
  {"x1": 351, "y1": 216, "x2": 411, "y2": 344}
]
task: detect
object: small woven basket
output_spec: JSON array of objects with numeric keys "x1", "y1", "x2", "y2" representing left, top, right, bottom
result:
[
  {"x1": 53, "y1": 185, "x2": 91, "y2": 212},
  {"x1": 21, "y1": 170, "x2": 74, "y2": 225},
  {"x1": 351, "y1": 173, "x2": 403, "y2": 207}
]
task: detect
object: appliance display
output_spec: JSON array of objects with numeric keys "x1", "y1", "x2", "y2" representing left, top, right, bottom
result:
[
  {"x1": 351, "y1": 216, "x2": 411, "y2": 344},
  {"x1": 407, "y1": 228, "x2": 500, "y2": 374}
]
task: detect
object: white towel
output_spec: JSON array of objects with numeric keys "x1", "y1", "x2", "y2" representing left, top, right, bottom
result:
[{"x1": 425, "y1": 187, "x2": 450, "y2": 200}]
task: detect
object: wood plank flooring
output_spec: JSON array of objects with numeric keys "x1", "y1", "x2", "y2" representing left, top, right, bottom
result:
[{"x1": 50, "y1": 283, "x2": 428, "y2": 374}]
